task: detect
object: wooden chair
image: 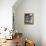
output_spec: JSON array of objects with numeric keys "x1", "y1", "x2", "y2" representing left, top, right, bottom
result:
[
  {"x1": 25, "y1": 40, "x2": 35, "y2": 46},
  {"x1": 14, "y1": 33, "x2": 23, "y2": 46}
]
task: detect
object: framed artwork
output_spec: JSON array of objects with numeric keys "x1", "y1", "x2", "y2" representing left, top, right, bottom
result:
[{"x1": 24, "y1": 13, "x2": 34, "y2": 24}]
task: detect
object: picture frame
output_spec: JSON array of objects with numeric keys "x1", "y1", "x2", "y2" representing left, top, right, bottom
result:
[{"x1": 24, "y1": 13, "x2": 34, "y2": 24}]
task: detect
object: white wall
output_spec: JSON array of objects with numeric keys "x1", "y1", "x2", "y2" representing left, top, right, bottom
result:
[
  {"x1": 0, "y1": 0, "x2": 17, "y2": 29},
  {"x1": 41, "y1": 0, "x2": 46, "y2": 46},
  {"x1": 13, "y1": 0, "x2": 41, "y2": 46}
]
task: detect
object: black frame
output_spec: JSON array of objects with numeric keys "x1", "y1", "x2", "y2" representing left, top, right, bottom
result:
[{"x1": 24, "y1": 13, "x2": 34, "y2": 24}]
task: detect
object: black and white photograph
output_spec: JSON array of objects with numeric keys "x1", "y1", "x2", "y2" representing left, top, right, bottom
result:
[{"x1": 24, "y1": 13, "x2": 34, "y2": 24}]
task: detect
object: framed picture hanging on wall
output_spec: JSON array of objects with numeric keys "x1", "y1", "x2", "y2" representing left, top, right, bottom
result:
[{"x1": 24, "y1": 13, "x2": 34, "y2": 24}]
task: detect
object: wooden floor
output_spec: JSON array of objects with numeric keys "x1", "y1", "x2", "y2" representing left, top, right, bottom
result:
[{"x1": 0, "y1": 39, "x2": 16, "y2": 46}]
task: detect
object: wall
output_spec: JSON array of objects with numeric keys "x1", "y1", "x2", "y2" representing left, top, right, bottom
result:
[
  {"x1": 41, "y1": 0, "x2": 46, "y2": 46},
  {"x1": 13, "y1": 0, "x2": 41, "y2": 46},
  {"x1": 0, "y1": 0, "x2": 17, "y2": 30}
]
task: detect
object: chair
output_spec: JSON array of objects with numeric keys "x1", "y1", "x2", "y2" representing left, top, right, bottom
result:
[
  {"x1": 25, "y1": 40, "x2": 35, "y2": 46},
  {"x1": 14, "y1": 33, "x2": 23, "y2": 46}
]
